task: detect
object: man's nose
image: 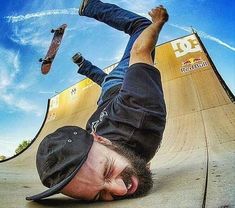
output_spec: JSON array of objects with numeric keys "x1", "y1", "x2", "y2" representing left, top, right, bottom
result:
[{"x1": 106, "y1": 178, "x2": 127, "y2": 196}]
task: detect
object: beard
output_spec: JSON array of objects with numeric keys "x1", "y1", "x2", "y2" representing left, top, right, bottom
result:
[{"x1": 105, "y1": 142, "x2": 153, "y2": 199}]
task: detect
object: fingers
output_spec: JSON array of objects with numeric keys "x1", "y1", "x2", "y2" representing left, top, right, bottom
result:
[
  {"x1": 159, "y1": 5, "x2": 167, "y2": 12},
  {"x1": 149, "y1": 5, "x2": 169, "y2": 23},
  {"x1": 150, "y1": 5, "x2": 167, "y2": 14},
  {"x1": 156, "y1": 5, "x2": 167, "y2": 10},
  {"x1": 150, "y1": 6, "x2": 167, "y2": 15}
]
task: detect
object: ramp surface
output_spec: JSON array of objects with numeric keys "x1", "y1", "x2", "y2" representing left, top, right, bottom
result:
[{"x1": 0, "y1": 33, "x2": 234, "y2": 208}]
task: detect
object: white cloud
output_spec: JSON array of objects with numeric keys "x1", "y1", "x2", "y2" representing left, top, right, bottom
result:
[
  {"x1": 114, "y1": 0, "x2": 156, "y2": 12},
  {"x1": 169, "y1": 23, "x2": 235, "y2": 52},
  {"x1": 6, "y1": 2, "x2": 152, "y2": 53},
  {"x1": 97, "y1": 47, "x2": 124, "y2": 63},
  {"x1": 0, "y1": 47, "x2": 42, "y2": 116},
  {"x1": 6, "y1": 8, "x2": 78, "y2": 23},
  {"x1": 4, "y1": 0, "x2": 157, "y2": 25},
  {"x1": 0, "y1": 90, "x2": 42, "y2": 117},
  {"x1": 0, "y1": 49, "x2": 20, "y2": 90},
  {"x1": 199, "y1": 32, "x2": 235, "y2": 52},
  {"x1": 15, "y1": 82, "x2": 33, "y2": 90},
  {"x1": 169, "y1": 23, "x2": 192, "y2": 33},
  {"x1": 10, "y1": 25, "x2": 51, "y2": 51},
  {"x1": 0, "y1": 70, "x2": 11, "y2": 90},
  {"x1": 8, "y1": 9, "x2": 100, "y2": 51},
  {"x1": 38, "y1": 91, "x2": 56, "y2": 94},
  {"x1": 0, "y1": 139, "x2": 19, "y2": 157}
]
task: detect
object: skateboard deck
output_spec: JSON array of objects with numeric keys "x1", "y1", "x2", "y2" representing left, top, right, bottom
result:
[{"x1": 39, "y1": 24, "x2": 67, "y2": 74}]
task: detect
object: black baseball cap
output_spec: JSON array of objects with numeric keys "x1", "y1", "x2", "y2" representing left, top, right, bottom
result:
[{"x1": 26, "y1": 126, "x2": 94, "y2": 201}]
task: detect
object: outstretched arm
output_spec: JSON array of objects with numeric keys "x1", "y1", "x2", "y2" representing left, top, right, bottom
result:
[{"x1": 129, "y1": 6, "x2": 168, "y2": 66}]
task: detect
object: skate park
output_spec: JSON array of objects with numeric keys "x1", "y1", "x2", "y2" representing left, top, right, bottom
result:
[{"x1": 0, "y1": 33, "x2": 234, "y2": 208}]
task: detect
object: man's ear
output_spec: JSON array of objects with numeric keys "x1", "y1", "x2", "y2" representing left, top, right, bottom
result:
[{"x1": 91, "y1": 132, "x2": 112, "y2": 145}]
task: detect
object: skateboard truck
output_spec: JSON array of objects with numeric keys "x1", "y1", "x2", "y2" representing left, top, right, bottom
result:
[
  {"x1": 39, "y1": 57, "x2": 52, "y2": 64},
  {"x1": 51, "y1": 27, "x2": 64, "y2": 34}
]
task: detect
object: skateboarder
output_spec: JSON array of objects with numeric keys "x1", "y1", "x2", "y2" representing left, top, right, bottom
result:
[{"x1": 27, "y1": 0, "x2": 168, "y2": 202}]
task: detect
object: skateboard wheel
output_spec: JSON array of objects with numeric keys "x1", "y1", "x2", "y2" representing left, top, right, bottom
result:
[
  {"x1": 51, "y1": 29, "x2": 55, "y2": 33},
  {"x1": 39, "y1": 58, "x2": 43, "y2": 62}
]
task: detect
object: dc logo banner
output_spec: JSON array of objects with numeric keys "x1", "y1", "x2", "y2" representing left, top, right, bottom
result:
[{"x1": 171, "y1": 34, "x2": 202, "y2": 58}]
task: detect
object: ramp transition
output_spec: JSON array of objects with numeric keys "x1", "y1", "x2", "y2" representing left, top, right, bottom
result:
[{"x1": 0, "y1": 33, "x2": 234, "y2": 208}]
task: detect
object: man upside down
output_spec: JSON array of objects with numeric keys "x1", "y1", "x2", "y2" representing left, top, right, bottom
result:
[{"x1": 27, "y1": 0, "x2": 168, "y2": 202}]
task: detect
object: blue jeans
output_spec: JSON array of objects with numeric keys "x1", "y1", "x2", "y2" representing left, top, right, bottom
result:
[
  {"x1": 79, "y1": 0, "x2": 154, "y2": 105},
  {"x1": 78, "y1": 59, "x2": 107, "y2": 86}
]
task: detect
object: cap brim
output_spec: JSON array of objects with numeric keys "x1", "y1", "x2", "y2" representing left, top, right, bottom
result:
[{"x1": 26, "y1": 155, "x2": 87, "y2": 201}]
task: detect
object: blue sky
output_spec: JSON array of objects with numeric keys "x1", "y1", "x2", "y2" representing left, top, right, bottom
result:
[{"x1": 0, "y1": 0, "x2": 234, "y2": 157}]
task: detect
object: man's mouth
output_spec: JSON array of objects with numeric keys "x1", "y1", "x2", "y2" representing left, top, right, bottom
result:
[{"x1": 126, "y1": 176, "x2": 138, "y2": 195}]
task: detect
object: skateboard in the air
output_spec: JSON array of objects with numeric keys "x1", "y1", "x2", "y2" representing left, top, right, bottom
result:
[{"x1": 39, "y1": 24, "x2": 67, "y2": 74}]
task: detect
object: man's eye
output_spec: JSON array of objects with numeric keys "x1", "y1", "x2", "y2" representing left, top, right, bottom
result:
[
  {"x1": 94, "y1": 194, "x2": 100, "y2": 201},
  {"x1": 105, "y1": 167, "x2": 114, "y2": 181},
  {"x1": 104, "y1": 159, "x2": 115, "y2": 179},
  {"x1": 104, "y1": 165, "x2": 110, "y2": 178}
]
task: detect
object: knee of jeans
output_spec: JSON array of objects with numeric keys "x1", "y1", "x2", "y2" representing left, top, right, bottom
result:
[{"x1": 132, "y1": 17, "x2": 152, "y2": 34}]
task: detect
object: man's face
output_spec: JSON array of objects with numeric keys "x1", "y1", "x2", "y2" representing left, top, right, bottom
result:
[{"x1": 61, "y1": 136, "x2": 153, "y2": 201}]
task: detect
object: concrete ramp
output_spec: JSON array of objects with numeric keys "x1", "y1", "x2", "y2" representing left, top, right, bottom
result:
[{"x1": 0, "y1": 33, "x2": 234, "y2": 208}]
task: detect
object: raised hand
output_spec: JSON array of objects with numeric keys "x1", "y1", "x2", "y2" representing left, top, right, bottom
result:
[{"x1": 148, "y1": 5, "x2": 169, "y2": 24}]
